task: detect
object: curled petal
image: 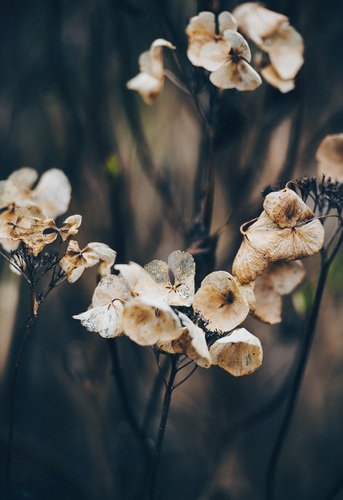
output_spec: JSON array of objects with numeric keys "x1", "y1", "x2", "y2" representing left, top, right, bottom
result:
[
  {"x1": 73, "y1": 301, "x2": 124, "y2": 339},
  {"x1": 259, "y1": 63, "x2": 295, "y2": 93},
  {"x1": 127, "y1": 72, "x2": 164, "y2": 105},
  {"x1": 122, "y1": 297, "x2": 182, "y2": 346},
  {"x1": 223, "y1": 29, "x2": 251, "y2": 61},
  {"x1": 263, "y1": 24, "x2": 304, "y2": 80},
  {"x1": 210, "y1": 328, "x2": 263, "y2": 376}
]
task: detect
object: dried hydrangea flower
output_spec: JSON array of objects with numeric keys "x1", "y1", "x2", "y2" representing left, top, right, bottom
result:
[
  {"x1": 158, "y1": 312, "x2": 211, "y2": 368},
  {"x1": 122, "y1": 296, "x2": 182, "y2": 346},
  {"x1": 114, "y1": 261, "x2": 145, "y2": 294},
  {"x1": 60, "y1": 240, "x2": 116, "y2": 283},
  {"x1": 133, "y1": 250, "x2": 195, "y2": 307},
  {"x1": 192, "y1": 271, "x2": 253, "y2": 332},
  {"x1": 210, "y1": 328, "x2": 263, "y2": 376},
  {"x1": 316, "y1": 134, "x2": 343, "y2": 182},
  {"x1": 263, "y1": 187, "x2": 314, "y2": 228},
  {"x1": 127, "y1": 39, "x2": 175, "y2": 105},
  {"x1": 199, "y1": 29, "x2": 262, "y2": 90},
  {"x1": 185, "y1": 11, "x2": 237, "y2": 67},
  {"x1": 233, "y1": 3, "x2": 304, "y2": 91},
  {"x1": 253, "y1": 260, "x2": 306, "y2": 324},
  {"x1": 254, "y1": 52, "x2": 295, "y2": 93},
  {"x1": 73, "y1": 275, "x2": 130, "y2": 338},
  {"x1": 0, "y1": 167, "x2": 71, "y2": 219}
]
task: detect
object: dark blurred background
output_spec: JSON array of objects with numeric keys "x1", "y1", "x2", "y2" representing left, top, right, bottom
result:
[{"x1": 1, "y1": 0, "x2": 343, "y2": 499}]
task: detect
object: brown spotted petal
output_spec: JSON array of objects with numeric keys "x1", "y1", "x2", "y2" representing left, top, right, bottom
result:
[
  {"x1": 122, "y1": 297, "x2": 182, "y2": 346},
  {"x1": 158, "y1": 312, "x2": 211, "y2": 368},
  {"x1": 134, "y1": 250, "x2": 195, "y2": 307},
  {"x1": 193, "y1": 271, "x2": 250, "y2": 332},
  {"x1": 73, "y1": 302, "x2": 124, "y2": 339},
  {"x1": 233, "y1": 2, "x2": 288, "y2": 46},
  {"x1": 263, "y1": 187, "x2": 314, "y2": 228},
  {"x1": 210, "y1": 328, "x2": 263, "y2": 376},
  {"x1": 58, "y1": 215, "x2": 82, "y2": 241},
  {"x1": 19, "y1": 217, "x2": 58, "y2": 256},
  {"x1": 92, "y1": 274, "x2": 131, "y2": 307},
  {"x1": 253, "y1": 260, "x2": 305, "y2": 324},
  {"x1": 316, "y1": 134, "x2": 343, "y2": 182}
]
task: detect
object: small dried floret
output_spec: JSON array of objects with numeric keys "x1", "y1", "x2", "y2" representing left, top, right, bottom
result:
[
  {"x1": 114, "y1": 261, "x2": 145, "y2": 293},
  {"x1": 158, "y1": 312, "x2": 211, "y2": 368},
  {"x1": 193, "y1": 271, "x2": 253, "y2": 332},
  {"x1": 316, "y1": 134, "x2": 343, "y2": 183},
  {"x1": 186, "y1": 11, "x2": 237, "y2": 67},
  {"x1": 253, "y1": 260, "x2": 306, "y2": 324},
  {"x1": 210, "y1": 328, "x2": 263, "y2": 376},
  {"x1": 263, "y1": 187, "x2": 314, "y2": 228},
  {"x1": 127, "y1": 39, "x2": 175, "y2": 104},
  {"x1": 122, "y1": 297, "x2": 182, "y2": 346},
  {"x1": 60, "y1": 240, "x2": 116, "y2": 283},
  {"x1": 134, "y1": 250, "x2": 195, "y2": 307},
  {"x1": 199, "y1": 30, "x2": 262, "y2": 91}
]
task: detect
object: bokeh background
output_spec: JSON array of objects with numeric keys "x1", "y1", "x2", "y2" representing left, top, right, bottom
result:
[{"x1": 1, "y1": 0, "x2": 343, "y2": 499}]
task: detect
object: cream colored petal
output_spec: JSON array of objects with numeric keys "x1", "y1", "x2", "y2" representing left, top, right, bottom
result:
[
  {"x1": 263, "y1": 187, "x2": 314, "y2": 228},
  {"x1": 233, "y1": 3, "x2": 288, "y2": 46},
  {"x1": 199, "y1": 42, "x2": 229, "y2": 71},
  {"x1": 223, "y1": 29, "x2": 251, "y2": 61},
  {"x1": 16, "y1": 202, "x2": 47, "y2": 220},
  {"x1": 269, "y1": 260, "x2": 306, "y2": 295},
  {"x1": 20, "y1": 217, "x2": 58, "y2": 256},
  {"x1": 0, "y1": 181, "x2": 19, "y2": 208},
  {"x1": 186, "y1": 11, "x2": 216, "y2": 40},
  {"x1": 260, "y1": 64, "x2": 295, "y2": 93},
  {"x1": 210, "y1": 328, "x2": 263, "y2": 376},
  {"x1": 127, "y1": 72, "x2": 164, "y2": 105},
  {"x1": 316, "y1": 134, "x2": 343, "y2": 182},
  {"x1": 31, "y1": 169, "x2": 72, "y2": 218},
  {"x1": 263, "y1": 24, "x2": 304, "y2": 80},
  {"x1": 210, "y1": 59, "x2": 261, "y2": 90},
  {"x1": 268, "y1": 219, "x2": 325, "y2": 262},
  {"x1": 238, "y1": 280, "x2": 256, "y2": 313},
  {"x1": 58, "y1": 214, "x2": 82, "y2": 241},
  {"x1": 92, "y1": 274, "x2": 131, "y2": 307},
  {"x1": 86, "y1": 242, "x2": 116, "y2": 275},
  {"x1": 167, "y1": 250, "x2": 195, "y2": 306},
  {"x1": 66, "y1": 265, "x2": 86, "y2": 283},
  {"x1": 73, "y1": 301, "x2": 124, "y2": 339},
  {"x1": 114, "y1": 261, "x2": 145, "y2": 293},
  {"x1": 150, "y1": 39, "x2": 175, "y2": 78},
  {"x1": 187, "y1": 37, "x2": 215, "y2": 67},
  {"x1": 235, "y1": 60, "x2": 262, "y2": 91},
  {"x1": 122, "y1": 297, "x2": 182, "y2": 346},
  {"x1": 253, "y1": 276, "x2": 282, "y2": 324},
  {"x1": 193, "y1": 271, "x2": 250, "y2": 332},
  {"x1": 218, "y1": 11, "x2": 238, "y2": 35},
  {"x1": 8, "y1": 167, "x2": 38, "y2": 190}
]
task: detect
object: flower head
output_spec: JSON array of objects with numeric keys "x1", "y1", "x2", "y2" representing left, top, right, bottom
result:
[
  {"x1": 127, "y1": 39, "x2": 175, "y2": 104},
  {"x1": 199, "y1": 30, "x2": 262, "y2": 90}
]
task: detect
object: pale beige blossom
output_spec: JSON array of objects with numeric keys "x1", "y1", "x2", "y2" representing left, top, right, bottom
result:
[
  {"x1": 254, "y1": 53, "x2": 295, "y2": 93},
  {"x1": 193, "y1": 271, "x2": 253, "y2": 332},
  {"x1": 122, "y1": 297, "x2": 182, "y2": 346},
  {"x1": 133, "y1": 250, "x2": 195, "y2": 307},
  {"x1": 263, "y1": 187, "x2": 314, "y2": 228},
  {"x1": 127, "y1": 39, "x2": 175, "y2": 104},
  {"x1": 158, "y1": 312, "x2": 211, "y2": 368},
  {"x1": 316, "y1": 134, "x2": 343, "y2": 182},
  {"x1": 114, "y1": 261, "x2": 145, "y2": 294},
  {"x1": 186, "y1": 11, "x2": 237, "y2": 66},
  {"x1": 209, "y1": 328, "x2": 263, "y2": 376},
  {"x1": 60, "y1": 240, "x2": 116, "y2": 283},
  {"x1": 199, "y1": 29, "x2": 262, "y2": 90}
]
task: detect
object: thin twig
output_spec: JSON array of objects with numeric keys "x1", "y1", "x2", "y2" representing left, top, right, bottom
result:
[
  {"x1": 0, "y1": 250, "x2": 31, "y2": 285},
  {"x1": 173, "y1": 364, "x2": 198, "y2": 389}
]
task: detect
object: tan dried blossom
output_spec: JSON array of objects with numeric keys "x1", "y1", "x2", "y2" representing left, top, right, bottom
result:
[
  {"x1": 185, "y1": 11, "x2": 237, "y2": 67},
  {"x1": 122, "y1": 297, "x2": 182, "y2": 346},
  {"x1": 133, "y1": 250, "x2": 195, "y2": 307},
  {"x1": 316, "y1": 134, "x2": 343, "y2": 182},
  {"x1": 0, "y1": 167, "x2": 71, "y2": 219},
  {"x1": 233, "y1": 3, "x2": 304, "y2": 92},
  {"x1": 192, "y1": 271, "x2": 253, "y2": 332},
  {"x1": 253, "y1": 260, "x2": 306, "y2": 324},
  {"x1": 158, "y1": 312, "x2": 211, "y2": 368},
  {"x1": 199, "y1": 29, "x2": 262, "y2": 90},
  {"x1": 60, "y1": 240, "x2": 116, "y2": 283},
  {"x1": 73, "y1": 275, "x2": 130, "y2": 338},
  {"x1": 209, "y1": 328, "x2": 263, "y2": 376},
  {"x1": 126, "y1": 39, "x2": 176, "y2": 105},
  {"x1": 114, "y1": 261, "x2": 145, "y2": 294},
  {"x1": 263, "y1": 187, "x2": 314, "y2": 228}
]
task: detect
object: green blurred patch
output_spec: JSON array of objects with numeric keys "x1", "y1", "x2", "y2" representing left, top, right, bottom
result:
[
  {"x1": 292, "y1": 280, "x2": 316, "y2": 317},
  {"x1": 105, "y1": 155, "x2": 121, "y2": 180}
]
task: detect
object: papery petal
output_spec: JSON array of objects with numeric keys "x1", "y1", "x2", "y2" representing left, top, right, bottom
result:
[
  {"x1": 210, "y1": 328, "x2": 263, "y2": 376},
  {"x1": 58, "y1": 214, "x2": 82, "y2": 241},
  {"x1": 218, "y1": 11, "x2": 238, "y2": 35},
  {"x1": 260, "y1": 64, "x2": 295, "y2": 93},
  {"x1": 86, "y1": 242, "x2": 116, "y2": 276},
  {"x1": 263, "y1": 187, "x2": 314, "y2": 228},
  {"x1": 73, "y1": 301, "x2": 124, "y2": 338},
  {"x1": 8, "y1": 167, "x2": 38, "y2": 190},
  {"x1": 210, "y1": 59, "x2": 261, "y2": 90},
  {"x1": 114, "y1": 261, "x2": 145, "y2": 293},
  {"x1": 235, "y1": 60, "x2": 262, "y2": 91},
  {"x1": 223, "y1": 29, "x2": 251, "y2": 61},
  {"x1": 200, "y1": 42, "x2": 229, "y2": 72},
  {"x1": 122, "y1": 297, "x2": 182, "y2": 346},
  {"x1": 167, "y1": 250, "x2": 195, "y2": 305},
  {"x1": 92, "y1": 274, "x2": 131, "y2": 307},
  {"x1": 127, "y1": 72, "x2": 164, "y2": 105},
  {"x1": 316, "y1": 134, "x2": 343, "y2": 182},
  {"x1": 20, "y1": 217, "x2": 58, "y2": 256},
  {"x1": 263, "y1": 24, "x2": 304, "y2": 80},
  {"x1": 186, "y1": 11, "x2": 216, "y2": 66},
  {"x1": 31, "y1": 169, "x2": 72, "y2": 218},
  {"x1": 0, "y1": 181, "x2": 19, "y2": 208}
]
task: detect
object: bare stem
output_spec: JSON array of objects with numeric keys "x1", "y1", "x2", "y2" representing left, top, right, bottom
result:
[{"x1": 148, "y1": 355, "x2": 178, "y2": 500}]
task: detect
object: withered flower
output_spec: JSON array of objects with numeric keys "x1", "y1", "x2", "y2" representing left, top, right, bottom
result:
[
  {"x1": 263, "y1": 187, "x2": 314, "y2": 228},
  {"x1": 60, "y1": 240, "x2": 116, "y2": 283},
  {"x1": 133, "y1": 250, "x2": 195, "y2": 307},
  {"x1": 210, "y1": 328, "x2": 263, "y2": 376},
  {"x1": 186, "y1": 11, "x2": 237, "y2": 67},
  {"x1": 114, "y1": 261, "x2": 145, "y2": 294},
  {"x1": 316, "y1": 134, "x2": 343, "y2": 182},
  {"x1": 127, "y1": 39, "x2": 175, "y2": 104},
  {"x1": 199, "y1": 29, "x2": 262, "y2": 90},
  {"x1": 122, "y1": 297, "x2": 182, "y2": 346},
  {"x1": 192, "y1": 271, "x2": 254, "y2": 332}
]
